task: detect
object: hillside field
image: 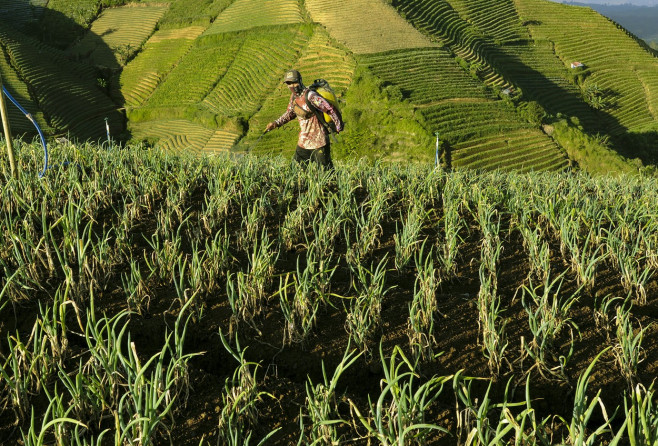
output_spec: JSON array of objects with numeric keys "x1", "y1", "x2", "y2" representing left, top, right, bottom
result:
[
  {"x1": 1, "y1": 142, "x2": 657, "y2": 444},
  {"x1": 1, "y1": 0, "x2": 658, "y2": 172}
]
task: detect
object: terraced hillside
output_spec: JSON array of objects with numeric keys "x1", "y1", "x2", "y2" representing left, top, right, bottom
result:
[
  {"x1": 514, "y1": 0, "x2": 658, "y2": 162},
  {"x1": 1, "y1": 0, "x2": 658, "y2": 171}
]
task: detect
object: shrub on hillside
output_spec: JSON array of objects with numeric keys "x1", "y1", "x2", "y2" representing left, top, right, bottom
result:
[{"x1": 518, "y1": 101, "x2": 546, "y2": 127}]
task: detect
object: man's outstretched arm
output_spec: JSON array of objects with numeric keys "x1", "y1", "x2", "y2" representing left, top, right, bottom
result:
[{"x1": 266, "y1": 95, "x2": 296, "y2": 132}]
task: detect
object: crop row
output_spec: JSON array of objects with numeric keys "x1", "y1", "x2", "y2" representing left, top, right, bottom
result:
[
  {"x1": 145, "y1": 35, "x2": 245, "y2": 107},
  {"x1": 638, "y1": 69, "x2": 658, "y2": 121},
  {"x1": 391, "y1": 0, "x2": 510, "y2": 89},
  {"x1": 453, "y1": 134, "x2": 567, "y2": 172},
  {"x1": 421, "y1": 100, "x2": 528, "y2": 139},
  {"x1": 498, "y1": 42, "x2": 596, "y2": 122},
  {"x1": 292, "y1": 28, "x2": 355, "y2": 93},
  {"x1": 203, "y1": 0, "x2": 303, "y2": 35},
  {"x1": 158, "y1": 0, "x2": 232, "y2": 28},
  {"x1": 0, "y1": 56, "x2": 46, "y2": 134},
  {"x1": 305, "y1": 0, "x2": 433, "y2": 54},
  {"x1": 0, "y1": 0, "x2": 43, "y2": 30},
  {"x1": 44, "y1": 0, "x2": 99, "y2": 27},
  {"x1": 130, "y1": 119, "x2": 239, "y2": 153}
]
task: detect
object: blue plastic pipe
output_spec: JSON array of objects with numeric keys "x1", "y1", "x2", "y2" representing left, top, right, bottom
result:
[{"x1": 1, "y1": 85, "x2": 48, "y2": 177}]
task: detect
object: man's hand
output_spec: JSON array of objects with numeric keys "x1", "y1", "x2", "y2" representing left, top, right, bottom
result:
[{"x1": 265, "y1": 122, "x2": 276, "y2": 132}]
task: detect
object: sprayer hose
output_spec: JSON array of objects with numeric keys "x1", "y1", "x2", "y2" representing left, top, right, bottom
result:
[{"x1": 1, "y1": 85, "x2": 48, "y2": 177}]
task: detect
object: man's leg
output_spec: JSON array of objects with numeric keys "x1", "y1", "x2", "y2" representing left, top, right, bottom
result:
[
  {"x1": 293, "y1": 145, "x2": 311, "y2": 167},
  {"x1": 310, "y1": 143, "x2": 334, "y2": 169}
]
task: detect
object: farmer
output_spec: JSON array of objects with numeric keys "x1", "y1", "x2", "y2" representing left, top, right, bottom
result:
[{"x1": 265, "y1": 69, "x2": 343, "y2": 169}]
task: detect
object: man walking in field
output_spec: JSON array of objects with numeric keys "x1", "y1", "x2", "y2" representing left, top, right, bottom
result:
[{"x1": 265, "y1": 69, "x2": 343, "y2": 169}]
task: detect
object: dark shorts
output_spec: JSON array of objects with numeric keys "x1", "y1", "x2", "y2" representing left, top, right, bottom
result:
[{"x1": 293, "y1": 144, "x2": 333, "y2": 169}]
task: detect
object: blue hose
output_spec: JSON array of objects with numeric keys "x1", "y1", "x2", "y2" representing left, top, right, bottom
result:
[{"x1": 2, "y1": 85, "x2": 48, "y2": 177}]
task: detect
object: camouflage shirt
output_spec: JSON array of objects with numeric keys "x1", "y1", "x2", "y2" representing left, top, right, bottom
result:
[{"x1": 273, "y1": 89, "x2": 343, "y2": 150}]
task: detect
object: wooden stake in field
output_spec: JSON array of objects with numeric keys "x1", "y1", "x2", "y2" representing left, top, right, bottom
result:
[{"x1": 0, "y1": 71, "x2": 18, "y2": 179}]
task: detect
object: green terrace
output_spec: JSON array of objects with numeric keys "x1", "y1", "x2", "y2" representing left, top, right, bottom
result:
[
  {"x1": 360, "y1": 48, "x2": 489, "y2": 104},
  {"x1": 0, "y1": 50, "x2": 47, "y2": 134},
  {"x1": 68, "y1": 4, "x2": 168, "y2": 69},
  {"x1": 203, "y1": 0, "x2": 303, "y2": 35},
  {"x1": 444, "y1": 0, "x2": 528, "y2": 44},
  {"x1": 120, "y1": 26, "x2": 204, "y2": 107}
]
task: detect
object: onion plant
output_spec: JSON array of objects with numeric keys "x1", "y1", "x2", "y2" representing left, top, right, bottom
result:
[
  {"x1": 143, "y1": 228, "x2": 182, "y2": 283},
  {"x1": 0, "y1": 332, "x2": 34, "y2": 422},
  {"x1": 521, "y1": 271, "x2": 581, "y2": 380},
  {"x1": 279, "y1": 254, "x2": 327, "y2": 346},
  {"x1": 20, "y1": 399, "x2": 86, "y2": 446},
  {"x1": 203, "y1": 223, "x2": 233, "y2": 287},
  {"x1": 121, "y1": 259, "x2": 150, "y2": 316},
  {"x1": 559, "y1": 348, "x2": 621, "y2": 445},
  {"x1": 239, "y1": 198, "x2": 265, "y2": 251},
  {"x1": 408, "y1": 242, "x2": 439, "y2": 361},
  {"x1": 613, "y1": 303, "x2": 649, "y2": 388},
  {"x1": 345, "y1": 256, "x2": 391, "y2": 354},
  {"x1": 345, "y1": 194, "x2": 387, "y2": 265},
  {"x1": 237, "y1": 229, "x2": 278, "y2": 320},
  {"x1": 624, "y1": 383, "x2": 658, "y2": 445},
  {"x1": 606, "y1": 226, "x2": 654, "y2": 304},
  {"x1": 172, "y1": 254, "x2": 203, "y2": 321},
  {"x1": 300, "y1": 343, "x2": 362, "y2": 445},
  {"x1": 217, "y1": 330, "x2": 274, "y2": 445},
  {"x1": 394, "y1": 203, "x2": 427, "y2": 272},
  {"x1": 436, "y1": 175, "x2": 464, "y2": 280},
  {"x1": 477, "y1": 264, "x2": 508, "y2": 379},
  {"x1": 593, "y1": 294, "x2": 623, "y2": 341},
  {"x1": 453, "y1": 372, "x2": 526, "y2": 444},
  {"x1": 350, "y1": 344, "x2": 449, "y2": 445},
  {"x1": 518, "y1": 216, "x2": 551, "y2": 283}
]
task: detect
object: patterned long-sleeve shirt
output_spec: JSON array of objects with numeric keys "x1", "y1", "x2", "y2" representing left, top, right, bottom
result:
[{"x1": 273, "y1": 89, "x2": 343, "y2": 150}]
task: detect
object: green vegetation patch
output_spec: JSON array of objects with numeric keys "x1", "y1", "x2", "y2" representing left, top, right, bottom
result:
[
  {"x1": 445, "y1": 0, "x2": 528, "y2": 43},
  {"x1": 38, "y1": 0, "x2": 101, "y2": 47},
  {"x1": 0, "y1": 54, "x2": 47, "y2": 134},
  {"x1": 517, "y1": 0, "x2": 658, "y2": 133},
  {"x1": 0, "y1": 23, "x2": 122, "y2": 140},
  {"x1": 129, "y1": 119, "x2": 240, "y2": 152}
]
